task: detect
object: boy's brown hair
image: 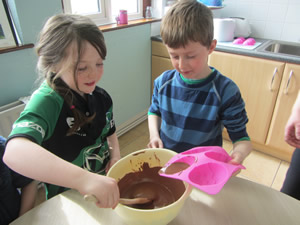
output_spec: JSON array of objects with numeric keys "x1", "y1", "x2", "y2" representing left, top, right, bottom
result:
[{"x1": 160, "y1": 0, "x2": 214, "y2": 49}]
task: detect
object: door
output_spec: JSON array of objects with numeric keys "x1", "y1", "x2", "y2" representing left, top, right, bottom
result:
[{"x1": 266, "y1": 63, "x2": 300, "y2": 161}]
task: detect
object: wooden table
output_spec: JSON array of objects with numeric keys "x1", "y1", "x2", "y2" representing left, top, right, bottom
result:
[{"x1": 10, "y1": 177, "x2": 300, "y2": 225}]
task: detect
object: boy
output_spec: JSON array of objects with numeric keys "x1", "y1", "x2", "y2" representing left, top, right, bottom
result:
[
  {"x1": 148, "y1": 0, "x2": 252, "y2": 165},
  {"x1": 0, "y1": 136, "x2": 37, "y2": 225}
]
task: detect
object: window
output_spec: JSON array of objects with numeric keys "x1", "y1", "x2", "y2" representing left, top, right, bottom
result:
[{"x1": 62, "y1": 0, "x2": 143, "y2": 25}]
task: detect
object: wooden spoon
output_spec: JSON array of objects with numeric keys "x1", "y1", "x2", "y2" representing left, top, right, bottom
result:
[{"x1": 83, "y1": 194, "x2": 151, "y2": 205}]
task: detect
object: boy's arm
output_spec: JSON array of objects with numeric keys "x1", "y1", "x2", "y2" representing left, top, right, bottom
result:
[
  {"x1": 147, "y1": 114, "x2": 163, "y2": 148},
  {"x1": 230, "y1": 140, "x2": 252, "y2": 165},
  {"x1": 19, "y1": 180, "x2": 38, "y2": 216}
]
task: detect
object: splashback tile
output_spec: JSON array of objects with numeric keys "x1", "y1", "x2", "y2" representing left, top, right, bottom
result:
[{"x1": 222, "y1": 0, "x2": 300, "y2": 42}]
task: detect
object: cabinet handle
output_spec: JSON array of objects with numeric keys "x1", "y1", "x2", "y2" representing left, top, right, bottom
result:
[
  {"x1": 269, "y1": 67, "x2": 278, "y2": 91},
  {"x1": 284, "y1": 70, "x2": 294, "y2": 95}
]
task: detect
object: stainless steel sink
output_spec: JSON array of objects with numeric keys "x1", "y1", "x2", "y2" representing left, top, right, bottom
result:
[{"x1": 256, "y1": 40, "x2": 300, "y2": 58}]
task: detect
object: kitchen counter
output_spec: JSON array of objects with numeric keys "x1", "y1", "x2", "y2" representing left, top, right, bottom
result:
[
  {"x1": 151, "y1": 35, "x2": 300, "y2": 64},
  {"x1": 9, "y1": 177, "x2": 300, "y2": 225}
]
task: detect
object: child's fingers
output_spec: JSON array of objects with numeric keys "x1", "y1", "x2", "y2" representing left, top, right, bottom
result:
[
  {"x1": 231, "y1": 168, "x2": 241, "y2": 177},
  {"x1": 229, "y1": 151, "x2": 244, "y2": 165}
]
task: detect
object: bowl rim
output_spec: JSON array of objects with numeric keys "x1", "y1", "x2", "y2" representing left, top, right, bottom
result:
[{"x1": 107, "y1": 148, "x2": 193, "y2": 212}]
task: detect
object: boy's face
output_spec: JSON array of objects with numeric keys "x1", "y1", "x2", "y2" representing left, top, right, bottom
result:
[{"x1": 166, "y1": 40, "x2": 216, "y2": 80}]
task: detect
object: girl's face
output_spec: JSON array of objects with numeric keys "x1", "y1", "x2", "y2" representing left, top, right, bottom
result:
[
  {"x1": 166, "y1": 40, "x2": 216, "y2": 80},
  {"x1": 61, "y1": 41, "x2": 104, "y2": 96}
]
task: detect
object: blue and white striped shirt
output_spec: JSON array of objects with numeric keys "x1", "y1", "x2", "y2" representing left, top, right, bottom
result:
[{"x1": 148, "y1": 68, "x2": 249, "y2": 153}]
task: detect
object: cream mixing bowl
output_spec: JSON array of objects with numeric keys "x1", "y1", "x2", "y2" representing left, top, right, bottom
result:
[{"x1": 107, "y1": 148, "x2": 193, "y2": 225}]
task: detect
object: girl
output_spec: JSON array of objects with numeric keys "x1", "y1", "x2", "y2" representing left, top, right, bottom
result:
[{"x1": 3, "y1": 14, "x2": 121, "y2": 209}]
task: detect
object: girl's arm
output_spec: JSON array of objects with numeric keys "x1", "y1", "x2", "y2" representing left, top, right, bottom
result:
[
  {"x1": 4, "y1": 137, "x2": 119, "y2": 208},
  {"x1": 105, "y1": 132, "x2": 121, "y2": 172},
  {"x1": 147, "y1": 114, "x2": 163, "y2": 148},
  {"x1": 107, "y1": 132, "x2": 121, "y2": 160}
]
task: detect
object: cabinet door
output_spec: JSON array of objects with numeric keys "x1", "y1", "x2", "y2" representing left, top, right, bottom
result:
[
  {"x1": 209, "y1": 51, "x2": 285, "y2": 144},
  {"x1": 151, "y1": 41, "x2": 174, "y2": 95},
  {"x1": 152, "y1": 41, "x2": 170, "y2": 58},
  {"x1": 151, "y1": 55, "x2": 173, "y2": 93},
  {"x1": 266, "y1": 63, "x2": 300, "y2": 160}
]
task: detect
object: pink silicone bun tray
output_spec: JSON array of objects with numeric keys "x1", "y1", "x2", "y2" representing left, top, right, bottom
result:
[{"x1": 159, "y1": 146, "x2": 245, "y2": 195}]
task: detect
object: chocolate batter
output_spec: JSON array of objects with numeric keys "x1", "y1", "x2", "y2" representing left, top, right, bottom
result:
[
  {"x1": 118, "y1": 163, "x2": 186, "y2": 209},
  {"x1": 162, "y1": 162, "x2": 190, "y2": 175}
]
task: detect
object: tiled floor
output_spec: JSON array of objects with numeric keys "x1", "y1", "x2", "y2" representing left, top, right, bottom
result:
[{"x1": 119, "y1": 119, "x2": 290, "y2": 191}]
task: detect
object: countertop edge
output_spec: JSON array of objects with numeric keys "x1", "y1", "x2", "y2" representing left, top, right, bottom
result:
[
  {"x1": 100, "y1": 18, "x2": 161, "y2": 32},
  {"x1": 151, "y1": 36, "x2": 300, "y2": 64}
]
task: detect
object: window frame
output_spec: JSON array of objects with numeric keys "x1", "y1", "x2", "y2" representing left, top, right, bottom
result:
[{"x1": 62, "y1": 0, "x2": 143, "y2": 26}]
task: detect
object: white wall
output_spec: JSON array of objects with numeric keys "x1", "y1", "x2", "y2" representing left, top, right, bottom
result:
[
  {"x1": 102, "y1": 25, "x2": 151, "y2": 128},
  {"x1": 220, "y1": 0, "x2": 300, "y2": 43}
]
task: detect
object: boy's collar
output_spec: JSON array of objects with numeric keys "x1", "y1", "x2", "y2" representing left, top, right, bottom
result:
[{"x1": 180, "y1": 68, "x2": 215, "y2": 84}]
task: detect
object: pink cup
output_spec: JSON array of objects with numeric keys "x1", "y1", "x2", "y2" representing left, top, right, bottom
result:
[{"x1": 116, "y1": 10, "x2": 128, "y2": 25}]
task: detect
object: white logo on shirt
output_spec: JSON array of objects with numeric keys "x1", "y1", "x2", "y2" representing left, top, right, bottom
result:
[
  {"x1": 66, "y1": 117, "x2": 86, "y2": 136},
  {"x1": 83, "y1": 144, "x2": 109, "y2": 174},
  {"x1": 13, "y1": 122, "x2": 45, "y2": 138}
]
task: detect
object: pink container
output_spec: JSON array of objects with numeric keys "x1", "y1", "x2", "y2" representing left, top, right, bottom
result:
[
  {"x1": 233, "y1": 37, "x2": 246, "y2": 45},
  {"x1": 116, "y1": 10, "x2": 128, "y2": 25},
  {"x1": 243, "y1": 38, "x2": 256, "y2": 46},
  {"x1": 159, "y1": 146, "x2": 246, "y2": 195}
]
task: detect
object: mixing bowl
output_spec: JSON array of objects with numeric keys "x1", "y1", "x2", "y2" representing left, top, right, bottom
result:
[{"x1": 107, "y1": 148, "x2": 193, "y2": 225}]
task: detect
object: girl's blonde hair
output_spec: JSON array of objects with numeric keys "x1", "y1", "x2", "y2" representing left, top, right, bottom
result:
[
  {"x1": 35, "y1": 14, "x2": 107, "y2": 135},
  {"x1": 161, "y1": 0, "x2": 214, "y2": 48}
]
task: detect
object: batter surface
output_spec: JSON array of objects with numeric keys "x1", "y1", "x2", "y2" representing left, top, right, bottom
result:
[{"x1": 118, "y1": 163, "x2": 186, "y2": 209}]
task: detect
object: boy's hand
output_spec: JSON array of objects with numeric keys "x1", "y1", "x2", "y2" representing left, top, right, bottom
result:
[
  {"x1": 228, "y1": 140, "x2": 252, "y2": 176},
  {"x1": 229, "y1": 151, "x2": 245, "y2": 165},
  {"x1": 147, "y1": 136, "x2": 164, "y2": 148}
]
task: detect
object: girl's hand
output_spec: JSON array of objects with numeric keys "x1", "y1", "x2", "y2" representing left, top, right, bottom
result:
[
  {"x1": 147, "y1": 136, "x2": 163, "y2": 148},
  {"x1": 78, "y1": 172, "x2": 120, "y2": 209},
  {"x1": 105, "y1": 157, "x2": 119, "y2": 173}
]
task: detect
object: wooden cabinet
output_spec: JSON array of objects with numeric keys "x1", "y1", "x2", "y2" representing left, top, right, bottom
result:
[
  {"x1": 266, "y1": 63, "x2": 300, "y2": 159},
  {"x1": 151, "y1": 40, "x2": 300, "y2": 161},
  {"x1": 151, "y1": 41, "x2": 173, "y2": 94},
  {"x1": 151, "y1": 56, "x2": 173, "y2": 89},
  {"x1": 209, "y1": 51, "x2": 300, "y2": 161}
]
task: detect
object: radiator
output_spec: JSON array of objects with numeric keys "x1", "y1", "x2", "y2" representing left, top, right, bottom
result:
[
  {"x1": 0, "y1": 100, "x2": 147, "y2": 138},
  {"x1": 0, "y1": 101, "x2": 25, "y2": 138},
  {"x1": 116, "y1": 109, "x2": 148, "y2": 137},
  {"x1": 0, "y1": 101, "x2": 147, "y2": 137}
]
